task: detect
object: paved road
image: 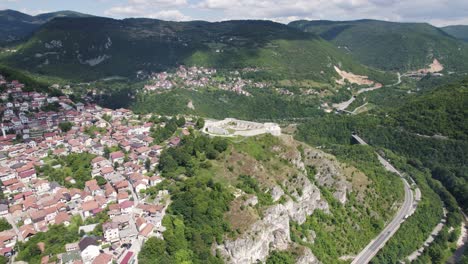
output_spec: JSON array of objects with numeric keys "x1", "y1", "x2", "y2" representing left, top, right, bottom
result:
[
  {"x1": 351, "y1": 135, "x2": 416, "y2": 264},
  {"x1": 5, "y1": 214, "x2": 23, "y2": 242},
  {"x1": 333, "y1": 96, "x2": 356, "y2": 111},
  {"x1": 334, "y1": 72, "x2": 402, "y2": 112}
]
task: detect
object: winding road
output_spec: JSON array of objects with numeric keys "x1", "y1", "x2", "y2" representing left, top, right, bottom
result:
[
  {"x1": 351, "y1": 134, "x2": 417, "y2": 264},
  {"x1": 334, "y1": 73, "x2": 402, "y2": 112}
]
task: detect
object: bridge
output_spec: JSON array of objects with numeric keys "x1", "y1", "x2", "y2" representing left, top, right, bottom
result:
[{"x1": 351, "y1": 134, "x2": 368, "y2": 145}]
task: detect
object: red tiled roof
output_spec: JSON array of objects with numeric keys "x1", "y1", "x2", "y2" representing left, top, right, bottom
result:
[
  {"x1": 82, "y1": 200, "x2": 99, "y2": 212},
  {"x1": 110, "y1": 151, "x2": 124, "y2": 160},
  {"x1": 120, "y1": 251, "x2": 134, "y2": 264},
  {"x1": 92, "y1": 253, "x2": 113, "y2": 264},
  {"x1": 139, "y1": 223, "x2": 154, "y2": 237},
  {"x1": 119, "y1": 200, "x2": 133, "y2": 209},
  {"x1": 54, "y1": 212, "x2": 71, "y2": 225}
]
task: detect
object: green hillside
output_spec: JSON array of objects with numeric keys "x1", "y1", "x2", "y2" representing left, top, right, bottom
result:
[
  {"x1": 296, "y1": 78, "x2": 467, "y2": 262},
  {"x1": 1, "y1": 17, "x2": 390, "y2": 82},
  {"x1": 289, "y1": 19, "x2": 468, "y2": 71},
  {"x1": 296, "y1": 77, "x2": 468, "y2": 212},
  {"x1": 391, "y1": 79, "x2": 468, "y2": 140},
  {"x1": 0, "y1": 9, "x2": 91, "y2": 44},
  {"x1": 442, "y1": 25, "x2": 468, "y2": 42}
]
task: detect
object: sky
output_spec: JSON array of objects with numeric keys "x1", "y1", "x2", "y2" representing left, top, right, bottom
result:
[{"x1": 1, "y1": 0, "x2": 467, "y2": 26}]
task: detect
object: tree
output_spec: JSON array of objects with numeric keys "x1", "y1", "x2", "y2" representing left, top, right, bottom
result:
[
  {"x1": 138, "y1": 237, "x2": 172, "y2": 264},
  {"x1": 266, "y1": 251, "x2": 295, "y2": 264},
  {"x1": 102, "y1": 114, "x2": 112, "y2": 122},
  {"x1": 59, "y1": 122, "x2": 74, "y2": 132},
  {"x1": 159, "y1": 153, "x2": 178, "y2": 173},
  {"x1": 145, "y1": 158, "x2": 151, "y2": 171},
  {"x1": 213, "y1": 138, "x2": 228, "y2": 152},
  {"x1": 195, "y1": 118, "x2": 205, "y2": 130},
  {"x1": 163, "y1": 216, "x2": 189, "y2": 255},
  {"x1": 176, "y1": 116, "x2": 186, "y2": 127},
  {"x1": 95, "y1": 176, "x2": 107, "y2": 186},
  {"x1": 104, "y1": 147, "x2": 110, "y2": 159},
  {"x1": 205, "y1": 147, "x2": 219, "y2": 160},
  {"x1": 0, "y1": 218, "x2": 12, "y2": 232}
]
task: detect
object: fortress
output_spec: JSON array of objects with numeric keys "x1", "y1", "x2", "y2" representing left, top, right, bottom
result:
[{"x1": 203, "y1": 118, "x2": 281, "y2": 137}]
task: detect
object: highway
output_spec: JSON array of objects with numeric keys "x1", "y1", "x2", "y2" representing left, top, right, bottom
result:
[{"x1": 351, "y1": 135, "x2": 416, "y2": 264}]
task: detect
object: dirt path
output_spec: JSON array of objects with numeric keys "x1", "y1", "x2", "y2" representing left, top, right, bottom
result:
[{"x1": 407, "y1": 208, "x2": 447, "y2": 262}]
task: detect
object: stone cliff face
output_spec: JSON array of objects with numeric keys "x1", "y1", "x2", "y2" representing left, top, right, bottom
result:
[
  {"x1": 301, "y1": 145, "x2": 353, "y2": 204},
  {"x1": 218, "y1": 173, "x2": 327, "y2": 264},
  {"x1": 218, "y1": 135, "x2": 355, "y2": 264},
  {"x1": 280, "y1": 135, "x2": 352, "y2": 204}
]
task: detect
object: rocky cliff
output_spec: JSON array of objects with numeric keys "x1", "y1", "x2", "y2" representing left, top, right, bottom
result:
[
  {"x1": 217, "y1": 135, "x2": 354, "y2": 264},
  {"x1": 217, "y1": 173, "x2": 327, "y2": 263}
]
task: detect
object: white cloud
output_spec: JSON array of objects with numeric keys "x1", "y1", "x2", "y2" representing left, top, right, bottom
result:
[
  {"x1": 96, "y1": 0, "x2": 468, "y2": 25},
  {"x1": 195, "y1": 0, "x2": 468, "y2": 26},
  {"x1": 105, "y1": 0, "x2": 190, "y2": 20},
  {"x1": 105, "y1": 6, "x2": 142, "y2": 17},
  {"x1": 129, "y1": 0, "x2": 188, "y2": 6},
  {"x1": 147, "y1": 9, "x2": 190, "y2": 20}
]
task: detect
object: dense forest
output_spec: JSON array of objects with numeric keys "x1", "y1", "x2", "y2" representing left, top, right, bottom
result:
[
  {"x1": 139, "y1": 134, "x2": 232, "y2": 264},
  {"x1": 296, "y1": 78, "x2": 467, "y2": 213},
  {"x1": 295, "y1": 78, "x2": 467, "y2": 263}
]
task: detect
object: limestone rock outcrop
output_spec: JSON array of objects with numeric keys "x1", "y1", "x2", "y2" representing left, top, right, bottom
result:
[{"x1": 218, "y1": 172, "x2": 328, "y2": 264}]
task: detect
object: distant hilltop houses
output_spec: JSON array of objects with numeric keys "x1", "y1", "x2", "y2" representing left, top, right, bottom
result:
[
  {"x1": 0, "y1": 74, "x2": 200, "y2": 263},
  {"x1": 143, "y1": 65, "x2": 267, "y2": 96}
]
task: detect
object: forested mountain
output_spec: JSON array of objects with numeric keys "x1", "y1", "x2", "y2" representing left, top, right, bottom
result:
[
  {"x1": 289, "y1": 19, "x2": 468, "y2": 71},
  {"x1": 442, "y1": 25, "x2": 468, "y2": 42},
  {"x1": 1, "y1": 17, "x2": 386, "y2": 81},
  {"x1": 296, "y1": 77, "x2": 468, "y2": 212},
  {"x1": 0, "y1": 9, "x2": 91, "y2": 43}
]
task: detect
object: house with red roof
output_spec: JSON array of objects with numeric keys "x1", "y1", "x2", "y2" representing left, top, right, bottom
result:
[
  {"x1": 93, "y1": 253, "x2": 113, "y2": 264},
  {"x1": 110, "y1": 151, "x2": 125, "y2": 164},
  {"x1": 119, "y1": 201, "x2": 134, "y2": 214},
  {"x1": 168, "y1": 137, "x2": 181, "y2": 147},
  {"x1": 18, "y1": 169, "x2": 37, "y2": 183},
  {"x1": 81, "y1": 200, "x2": 99, "y2": 218}
]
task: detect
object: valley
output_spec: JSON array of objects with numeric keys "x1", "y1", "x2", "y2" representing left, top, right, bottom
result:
[{"x1": 0, "y1": 7, "x2": 467, "y2": 264}]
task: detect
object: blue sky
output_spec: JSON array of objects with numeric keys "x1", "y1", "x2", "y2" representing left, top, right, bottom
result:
[{"x1": 1, "y1": 0, "x2": 468, "y2": 26}]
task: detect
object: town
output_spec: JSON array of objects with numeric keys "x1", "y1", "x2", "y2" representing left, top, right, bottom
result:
[
  {"x1": 143, "y1": 65, "x2": 268, "y2": 96},
  {"x1": 0, "y1": 74, "x2": 195, "y2": 264}
]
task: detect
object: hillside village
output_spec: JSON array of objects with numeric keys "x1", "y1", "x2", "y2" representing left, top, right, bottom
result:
[
  {"x1": 0, "y1": 74, "x2": 197, "y2": 264},
  {"x1": 143, "y1": 65, "x2": 268, "y2": 96}
]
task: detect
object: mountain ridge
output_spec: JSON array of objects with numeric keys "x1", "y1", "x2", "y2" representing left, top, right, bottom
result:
[
  {"x1": 0, "y1": 9, "x2": 92, "y2": 43},
  {"x1": 442, "y1": 25, "x2": 468, "y2": 42},
  {"x1": 289, "y1": 19, "x2": 468, "y2": 72},
  {"x1": 2, "y1": 16, "x2": 391, "y2": 82}
]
